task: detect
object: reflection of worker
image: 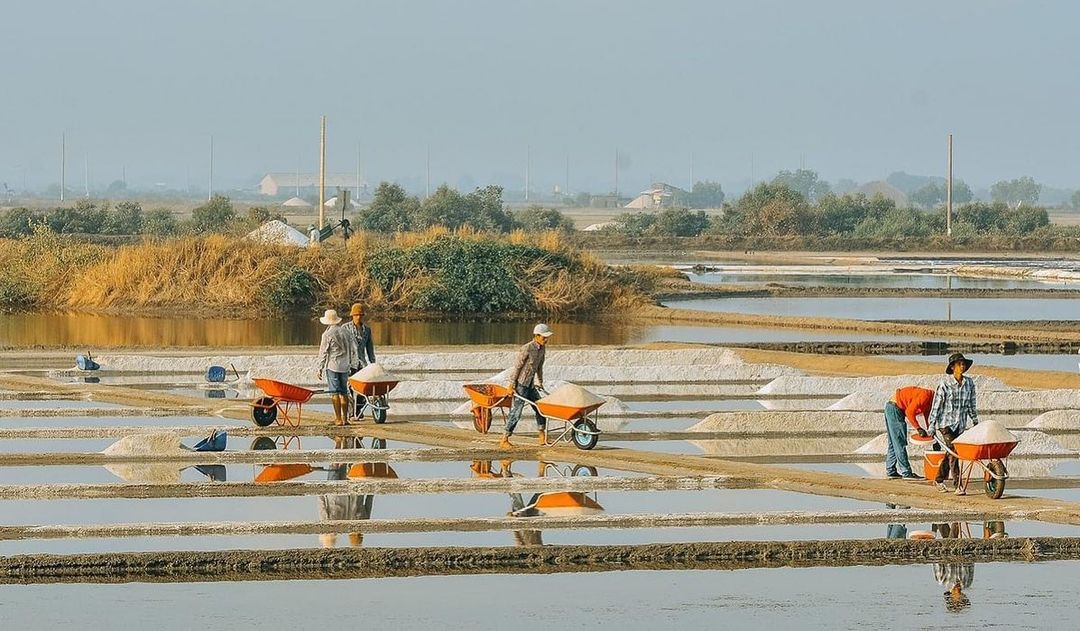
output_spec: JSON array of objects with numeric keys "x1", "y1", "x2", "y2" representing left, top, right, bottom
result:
[
  {"x1": 501, "y1": 324, "x2": 554, "y2": 449},
  {"x1": 928, "y1": 354, "x2": 979, "y2": 495},
  {"x1": 315, "y1": 309, "x2": 357, "y2": 426},
  {"x1": 884, "y1": 387, "x2": 933, "y2": 480},
  {"x1": 932, "y1": 522, "x2": 974, "y2": 612},
  {"x1": 319, "y1": 436, "x2": 373, "y2": 548}
]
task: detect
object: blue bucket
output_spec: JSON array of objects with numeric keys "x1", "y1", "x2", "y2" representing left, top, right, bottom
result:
[{"x1": 206, "y1": 365, "x2": 227, "y2": 383}]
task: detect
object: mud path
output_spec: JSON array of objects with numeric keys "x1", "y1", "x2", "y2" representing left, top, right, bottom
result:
[
  {"x1": 639, "y1": 305, "x2": 1080, "y2": 343},
  {"x1": 3, "y1": 538, "x2": 1079, "y2": 584}
]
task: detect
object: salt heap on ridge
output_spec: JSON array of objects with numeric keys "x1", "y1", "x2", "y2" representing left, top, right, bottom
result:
[{"x1": 244, "y1": 220, "x2": 311, "y2": 247}]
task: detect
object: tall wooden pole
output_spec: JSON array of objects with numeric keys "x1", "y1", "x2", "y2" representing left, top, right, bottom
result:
[
  {"x1": 60, "y1": 133, "x2": 66, "y2": 202},
  {"x1": 319, "y1": 116, "x2": 326, "y2": 229},
  {"x1": 208, "y1": 135, "x2": 213, "y2": 201},
  {"x1": 946, "y1": 133, "x2": 953, "y2": 237}
]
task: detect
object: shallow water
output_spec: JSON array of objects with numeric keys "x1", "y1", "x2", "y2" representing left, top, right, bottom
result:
[
  {"x1": 664, "y1": 296, "x2": 1080, "y2": 321},
  {"x1": 686, "y1": 270, "x2": 1075, "y2": 290},
  {"x1": 2, "y1": 562, "x2": 1078, "y2": 629},
  {"x1": 0, "y1": 313, "x2": 919, "y2": 348}
]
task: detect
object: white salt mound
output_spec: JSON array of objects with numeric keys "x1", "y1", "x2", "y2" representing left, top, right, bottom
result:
[
  {"x1": 538, "y1": 383, "x2": 605, "y2": 408},
  {"x1": 352, "y1": 363, "x2": 397, "y2": 383},
  {"x1": 954, "y1": 420, "x2": 1017, "y2": 446},
  {"x1": 1027, "y1": 411, "x2": 1080, "y2": 430},
  {"x1": 102, "y1": 433, "x2": 185, "y2": 456},
  {"x1": 244, "y1": 220, "x2": 310, "y2": 247},
  {"x1": 759, "y1": 375, "x2": 1012, "y2": 396}
]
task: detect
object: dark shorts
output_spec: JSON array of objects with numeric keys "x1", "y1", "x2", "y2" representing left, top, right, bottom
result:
[{"x1": 325, "y1": 370, "x2": 349, "y2": 395}]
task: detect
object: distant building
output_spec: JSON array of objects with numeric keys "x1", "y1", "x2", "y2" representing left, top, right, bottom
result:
[
  {"x1": 624, "y1": 182, "x2": 687, "y2": 209},
  {"x1": 259, "y1": 173, "x2": 365, "y2": 197}
]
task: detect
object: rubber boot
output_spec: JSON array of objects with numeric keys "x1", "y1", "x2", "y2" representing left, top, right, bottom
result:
[
  {"x1": 499, "y1": 435, "x2": 513, "y2": 450},
  {"x1": 537, "y1": 429, "x2": 547, "y2": 446}
]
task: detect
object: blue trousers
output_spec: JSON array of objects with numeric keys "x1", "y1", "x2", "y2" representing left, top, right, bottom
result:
[
  {"x1": 505, "y1": 383, "x2": 544, "y2": 436},
  {"x1": 884, "y1": 402, "x2": 913, "y2": 476}
]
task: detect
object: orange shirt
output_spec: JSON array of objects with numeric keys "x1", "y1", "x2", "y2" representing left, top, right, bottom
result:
[{"x1": 892, "y1": 386, "x2": 934, "y2": 430}]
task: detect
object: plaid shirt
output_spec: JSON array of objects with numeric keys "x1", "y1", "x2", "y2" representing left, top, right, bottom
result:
[{"x1": 927, "y1": 375, "x2": 979, "y2": 434}]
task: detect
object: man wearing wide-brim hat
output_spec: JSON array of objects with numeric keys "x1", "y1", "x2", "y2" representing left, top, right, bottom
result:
[
  {"x1": 927, "y1": 353, "x2": 980, "y2": 495},
  {"x1": 315, "y1": 309, "x2": 357, "y2": 425}
]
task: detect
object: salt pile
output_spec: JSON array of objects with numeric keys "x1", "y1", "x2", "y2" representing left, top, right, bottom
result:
[
  {"x1": 854, "y1": 428, "x2": 1071, "y2": 456},
  {"x1": 955, "y1": 420, "x2": 1017, "y2": 446},
  {"x1": 352, "y1": 363, "x2": 397, "y2": 383},
  {"x1": 689, "y1": 411, "x2": 883, "y2": 433},
  {"x1": 758, "y1": 375, "x2": 1013, "y2": 396},
  {"x1": 1027, "y1": 411, "x2": 1080, "y2": 429},
  {"x1": 102, "y1": 433, "x2": 187, "y2": 484},
  {"x1": 538, "y1": 383, "x2": 606, "y2": 408},
  {"x1": 244, "y1": 220, "x2": 311, "y2": 247},
  {"x1": 102, "y1": 433, "x2": 185, "y2": 456},
  {"x1": 829, "y1": 389, "x2": 1080, "y2": 412}
]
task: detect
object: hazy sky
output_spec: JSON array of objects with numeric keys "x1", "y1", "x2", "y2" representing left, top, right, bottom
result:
[{"x1": 3, "y1": 0, "x2": 1079, "y2": 195}]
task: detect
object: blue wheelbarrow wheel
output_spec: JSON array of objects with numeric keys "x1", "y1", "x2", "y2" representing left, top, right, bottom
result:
[
  {"x1": 251, "y1": 397, "x2": 278, "y2": 427},
  {"x1": 572, "y1": 419, "x2": 599, "y2": 450},
  {"x1": 372, "y1": 395, "x2": 388, "y2": 424}
]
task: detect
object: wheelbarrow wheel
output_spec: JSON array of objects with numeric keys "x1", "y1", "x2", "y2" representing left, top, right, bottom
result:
[
  {"x1": 251, "y1": 397, "x2": 278, "y2": 427},
  {"x1": 250, "y1": 436, "x2": 277, "y2": 450},
  {"x1": 371, "y1": 395, "x2": 388, "y2": 424},
  {"x1": 572, "y1": 419, "x2": 599, "y2": 450},
  {"x1": 572, "y1": 464, "x2": 598, "y2": 477},
  {"x1": 472, "y1": 406, "x2": 492, "y2": 434},
  {"x1": 984, "y1": 459, "x2": 1007, "y2": 499}
]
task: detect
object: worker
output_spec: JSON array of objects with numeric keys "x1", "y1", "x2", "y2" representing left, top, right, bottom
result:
[
  {"x1": 315, "y1": 308, "x2": 356, "y2": 426},
  {"x1": 501, "y1": 323, "x2": 553, "y2": 449},
  {"x1": 927, "y1": 353, "x2": 979, "y2": 495},
  {"x1": 342, "y1": 302, "x2": 376, "y2": 422},
  {"x1": 884, "y1": 386, "x2": 933, "y2": 480},
  {"x1": 933, "y1": 522, "x2": 974, "y2": 612}
]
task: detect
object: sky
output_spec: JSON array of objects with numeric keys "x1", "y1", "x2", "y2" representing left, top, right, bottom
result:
[{"x1": 2, "y1": 0, "x2": 1079, "y2": 196}]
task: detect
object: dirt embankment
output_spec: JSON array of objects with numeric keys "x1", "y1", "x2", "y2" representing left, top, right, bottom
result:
[
  {"x1": 3, "y1": 538, "x2": 1079, "y2": 584},
  {"x1": 638, "y1": 305, "x2": 1080, "y2": 343}
]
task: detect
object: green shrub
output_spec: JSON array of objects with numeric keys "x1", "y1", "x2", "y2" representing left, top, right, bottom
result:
[{"x1": 262, "y1": 265, "x2": 316, "y2": 312}]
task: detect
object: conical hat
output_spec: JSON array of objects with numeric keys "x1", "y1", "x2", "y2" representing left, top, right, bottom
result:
[
  {"x1": 955, "y1": 420, "x2": 1018, "y2": 446},
  {"x1": 538, "y1": 383, "x2": 604, "y2": 408}
]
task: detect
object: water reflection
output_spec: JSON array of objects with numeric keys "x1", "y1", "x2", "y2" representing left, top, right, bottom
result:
[
  {"x1": 0, "y1": 312, "x2": 650, "y2": 347},
  {"x1": 477, "y1": 459, "x2": 604, "y2": 547},
  {"x1": 885, "y1": 509, "x2": 1008, "y2": 613},
  {"x1": 320, "y1": 436, "x2": 383, "y2": 549}
]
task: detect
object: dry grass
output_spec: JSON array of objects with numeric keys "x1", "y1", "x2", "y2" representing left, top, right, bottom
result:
[{"x1": 3, "y1": 228, "x2": 654, "y2": 317}]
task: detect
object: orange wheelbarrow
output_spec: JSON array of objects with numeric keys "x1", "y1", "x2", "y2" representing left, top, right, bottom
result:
[
  {"x1": 938, "y1": 432, "x2": 1017, "y2": 499},
  {"x1": 250, "y1": 378, "x2": 321, "y2": 427},
  {"x1": 463, "y1": 383, "x2": 514, "y2": 434},
  {"x1": 347, "y1": 376, "x2": 398, "y2": 424}
]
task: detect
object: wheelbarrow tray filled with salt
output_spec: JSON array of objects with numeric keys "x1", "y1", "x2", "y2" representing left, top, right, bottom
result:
[
  {"x1": 533, "y1": 383, "x2": 607, "y2": 450},
  {"x1": 947, "y1": 420, "x2": 1019, "y2": 499},
  {"x1": 347, "y1": 363, "x2": 399, "y2": 423}
]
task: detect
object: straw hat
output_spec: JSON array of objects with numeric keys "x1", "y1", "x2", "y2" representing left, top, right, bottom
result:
[
  {"x1": 350, "y1": 303, "x2": 364, "y2": 317},
  {"x1": 320, "y1": 309, "x2": 342, "y2": 325},
  {"x1": 945, "y1": 352, "x2": 973, "y2": 374}
]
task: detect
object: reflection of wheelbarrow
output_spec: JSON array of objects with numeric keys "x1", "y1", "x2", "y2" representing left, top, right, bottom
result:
[
  {"x1": 249, "y1": 435, "x2": 327, "y2": 483},
  {"x1": 347, "y1": 376, "x2": 397, "y2": 424},
  {"x1": 462, "y1": 384, "x2": 603, "y2": 450},
  {"x1": 250, "y1": 378, "x2": 323, "y2": 427},
  {"x1": 937, "y1": 432, "x2": 1017, "y2": 499}
]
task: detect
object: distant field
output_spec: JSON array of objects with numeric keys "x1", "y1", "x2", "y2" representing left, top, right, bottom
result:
[{"x1": 1050, "y1": 211, "x2": 1080, "y2": 226}]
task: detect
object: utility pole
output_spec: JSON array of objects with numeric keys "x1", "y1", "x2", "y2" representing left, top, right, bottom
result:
[
  {"x1": 946, "y1": 133, "x2": 954, "y2": 237},
  {"x1": 60, "y1": 133, "x2": 66, "y2": 201},
  {"x1": 565, "y1": 154, "x2": 569, "y2": 198},
  {"x1": 356, "y1": 140, "x2": 362, "y2": 201},
  {"x1": 689, "y1": 152, "x2": 694, "y2": 190},
  {"x1": 295, "y1": 154, "x2": 301, "y2": 197},
  {"x1": 614, "y1": 149, "x2": 619, "y2": 205},
  {"x1": 122, "y1": 165, "x2": 126, "y2": 189},
  {"x1": 83, "y1": 153, "x2": 89, "y2": 197},
  {"x1": 750, "y1": 152, "x2": 755, "y2": 188},
  {"x1": 319, "y1": 116, "x2": 326, "y2": 229},
  {"x1": 525, "y1": 145, "x2": 531, "y2": 202},
  {"x1": 208, "y1": 135, "x2": 214, "y2": 201},
  {"x1": 425, "y1": 144, "x2": 430, "y2": 198}
]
